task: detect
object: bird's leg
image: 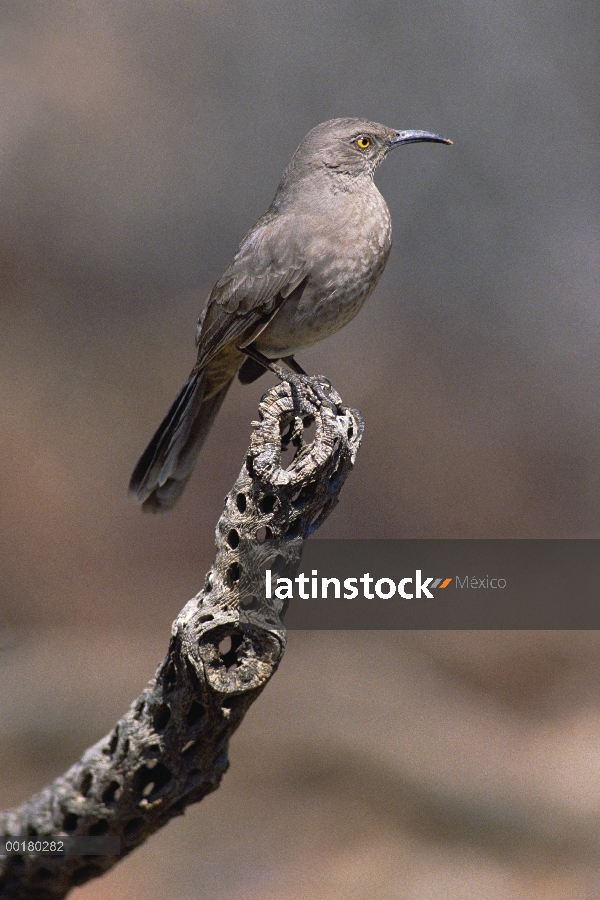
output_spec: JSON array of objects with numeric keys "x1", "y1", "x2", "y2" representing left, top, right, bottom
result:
[
  {"x1": 281, "y1": 355, "x2": 307, "y2": 375},
  {"x1": 239, "y1": 344, "x2": 335, "y2": 415},
  {"x1": 239, "y1": 345, "x2": 307, "y2": 380},
  {"x1": 238, "y1": 344, "x2": 288, "y2": 380}
]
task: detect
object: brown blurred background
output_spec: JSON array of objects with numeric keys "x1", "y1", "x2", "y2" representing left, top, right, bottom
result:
[{"x1": 1, "y1": 1, "x2": 600, "y2": 896}]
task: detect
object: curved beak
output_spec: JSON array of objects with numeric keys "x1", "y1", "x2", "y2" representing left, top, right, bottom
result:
[{"x1": 391, "y1": 130, "x2": 453, "y2": 147}]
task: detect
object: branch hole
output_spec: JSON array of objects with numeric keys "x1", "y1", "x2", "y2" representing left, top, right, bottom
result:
[
  {"x1": 102, "y1": 781, "x2": 121, "y2": 808},
  {"x1": 270, "y1": 553, "x2": 287, "y2": 575},
  {"x1": 280, "y1": 421, "x2": 298, "y2": 467},
  {"x1": 255, "y1": 525, "x2": 272, "y2": 543},
  {"x1": 220, "y1": 633, "x2": 244, "y2": 671},
  {"x1": 218, "y1": 636, "x2": 232, "y2": 655},
  {"x1": 225, "y1": 562, "x2": 241, "y2": 588},
  {"x1": 134, "y1": 700, "x2": 145, "y2": 720},
  {"x1": 236, "y1": 493, "x2": 247, "y2": 513},
  {"x1": 347, "y1": 423, "x2": 354, "y2": 439},
  {"x1": 161, "y1": 660, "x2": 177, "y2": 691},
  {"x1": 79, "y1": 772, "x2": 93, "y2": 797},
  {"x1": 199, "y1": 613, "x2": 214, "y2": 623},
  {"x1": 302, "y1": 417, "x2": 317, "y2": 444},
  {"x1": 222, "y1": 695, "x2": 243, "y2": 712},
  {"x1": 222, "y1": 697, "x2": 234, "y2": 710},
  {"x1": 185, "y1": 700, "x2": 206, "y2": 727},
  {"x1": 88, "y1": 819, "x2": 109, "y2": 836},
  {"x1": 281, "y1": 446, "x2": 298, "y2": 471},
  {"x1": 26, "y1": 825, "x2": 38, "y2": 836},
  {"x1": 152, "y1": 702, "x2": 171, "y2": 732},
  {"x1": 135, "y1": 763, "x2": 171, "y2": 801},
  {"x1": 258, "y1": 494, "x2": 277, "y2": 514},
  {"x1": 63, "y1": 813, "x2": 79, "y2": 833},
  {"x1": 103, "y1": 728, "x2": 119, "y2": 756},
  {"x1": 280, "y1": 420, "x2": 295, "y2": 444},
  {"x1": 122, "y1": 738, "x2": 130, "y2": 756},
  {"x1": 227, "y1": 529, "x2": 240, "y2": 549},
  {"x1": 292, "y1": 483, "x2": 317, "y2": 508}
]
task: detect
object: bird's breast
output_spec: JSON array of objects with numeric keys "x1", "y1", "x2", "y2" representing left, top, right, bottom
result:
[{"x1": 256, "y1": 187, "x2": 392, "y2": 358}]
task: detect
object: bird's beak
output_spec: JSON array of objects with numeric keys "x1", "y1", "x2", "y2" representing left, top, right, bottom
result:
[{"x1": 391, "y1": 130, "x2": 453, "y2": 147}]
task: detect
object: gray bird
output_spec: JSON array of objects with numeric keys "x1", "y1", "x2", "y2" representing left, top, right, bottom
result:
[{"x1": 130, "y1": 117, "x2": 451, "y2": 511}]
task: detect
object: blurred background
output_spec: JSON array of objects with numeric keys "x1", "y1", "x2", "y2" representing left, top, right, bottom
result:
[{"x1": 0, "y1": 0, "x2": 599, "y2": 896}]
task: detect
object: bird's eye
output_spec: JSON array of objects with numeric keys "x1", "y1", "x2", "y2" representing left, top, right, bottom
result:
[{"x1": 356, "y1": 136, "x2": 372, "y2": 150}]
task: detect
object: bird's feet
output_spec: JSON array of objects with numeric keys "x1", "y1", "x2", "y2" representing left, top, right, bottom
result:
[{"x1": 238, "y1": 344, "x2": 335, "y2": 412}]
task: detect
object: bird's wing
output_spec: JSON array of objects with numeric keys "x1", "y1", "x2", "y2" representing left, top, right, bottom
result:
[{"x1": 194, "y1": 215, "x2": 307, "y2": 369}]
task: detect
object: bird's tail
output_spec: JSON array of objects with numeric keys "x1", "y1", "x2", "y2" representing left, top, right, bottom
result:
[{"x1": 129, "y1": 368, "x2": 233, "y2": 512}]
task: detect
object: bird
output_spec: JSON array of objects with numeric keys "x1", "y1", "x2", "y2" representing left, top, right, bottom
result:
[{"x1": 130, "y1": 117, "x2": 451, "y2": 511}]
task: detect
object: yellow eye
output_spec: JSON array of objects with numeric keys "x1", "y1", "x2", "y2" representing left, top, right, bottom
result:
[{"x1": 356, "y1": 136, "x2": 371, "y2": 150}]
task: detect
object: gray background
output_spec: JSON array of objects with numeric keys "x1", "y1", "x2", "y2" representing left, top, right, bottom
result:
[{"x1": 1, "y1": 2, "x2": 600, "y2": 897}]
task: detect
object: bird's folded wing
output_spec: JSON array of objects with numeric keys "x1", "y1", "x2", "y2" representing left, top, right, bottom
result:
[{"x1": 194, "y1": 216, "x2": 307, "y2": 369}]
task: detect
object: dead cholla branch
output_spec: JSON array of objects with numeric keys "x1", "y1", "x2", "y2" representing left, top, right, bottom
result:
[{"x1": 0, "y1": 375, "x2": 363, "y2": 900}]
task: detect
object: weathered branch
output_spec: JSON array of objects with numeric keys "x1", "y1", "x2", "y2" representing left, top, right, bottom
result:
[{"x1": 0, "y1": 375, "x2": 363, "y2": 900}]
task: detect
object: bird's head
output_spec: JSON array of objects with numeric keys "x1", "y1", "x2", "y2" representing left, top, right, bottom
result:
[{"x1": 286, "y1": 117, "x2": 452, "y2": 181}]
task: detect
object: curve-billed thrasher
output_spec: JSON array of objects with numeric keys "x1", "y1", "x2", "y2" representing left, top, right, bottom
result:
[{"x1": 130, "y1": 117, "x2": 451, "y2": 511}]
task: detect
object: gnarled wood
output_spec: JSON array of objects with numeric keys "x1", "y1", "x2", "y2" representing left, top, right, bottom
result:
[{"x1": 0, "y1": 375, "x2": 363, "y2": 899}]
